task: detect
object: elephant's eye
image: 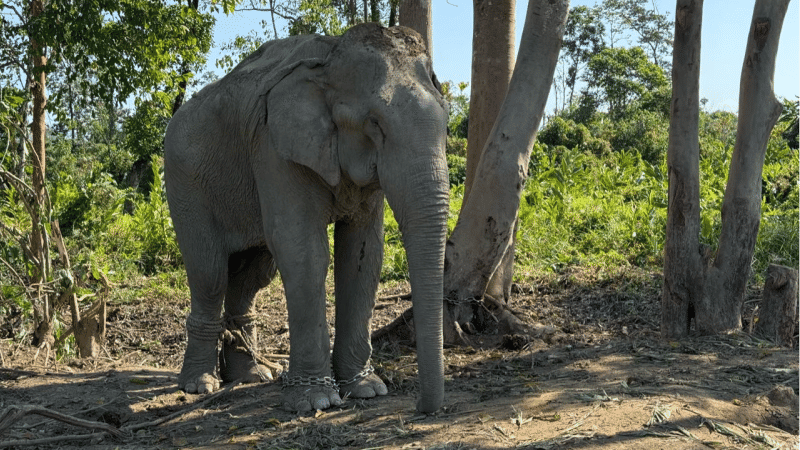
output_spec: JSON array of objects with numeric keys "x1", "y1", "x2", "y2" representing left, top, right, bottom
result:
[{"x1": 364, "y1": 117, "x2": 385, "y2": 147}]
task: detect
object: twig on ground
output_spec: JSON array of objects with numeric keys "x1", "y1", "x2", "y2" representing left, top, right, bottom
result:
[
  {"x1": 0, "y1": 431, "x2": 108, "y2": 447},
  {"x1": 377, "y1": 293, "x2": 411, "y2": 302},
  {"x1": 0, "y1": 404, "x2": 125, "y2": 438},
  {"x1": 0, "y1": 379, "x2": 242, "y2": 447},
  {"x1": 124, "y1": 379, "x2": 241, "y2": 431}
]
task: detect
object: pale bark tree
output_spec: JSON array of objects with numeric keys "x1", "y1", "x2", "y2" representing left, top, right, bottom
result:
[
  {"x1": 662, "y1": 0, "x2": 791, "y2": 337},
  {"x1": 463, "y1": 0, "x2": 516, "y2": 306},
  {"x1": 398, "y1": 0, "x2": 432, "y2": 55},
  {"x1": 374, "y1": 0, "x2": 569, "y2": 346},
  {"x1": 443, "y1": 0, "x2": 568, "y2": 343}
]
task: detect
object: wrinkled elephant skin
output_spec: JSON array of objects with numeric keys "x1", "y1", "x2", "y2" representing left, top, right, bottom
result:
[{"x1": 164, "y1": 23, "x2": 449, "y2": 413}]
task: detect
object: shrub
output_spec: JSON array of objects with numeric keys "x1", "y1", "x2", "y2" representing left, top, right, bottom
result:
[{"x1": 447, "y1": 154, "x2": 467, "y2": 187}]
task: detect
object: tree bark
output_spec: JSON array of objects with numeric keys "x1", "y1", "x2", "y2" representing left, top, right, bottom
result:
[
  {"x1": 464, "y1": 0, "x2": 516, "y2": 305},
  {"x1": 755, "y1": 264, "x2": 798, "y2": 347},
  {"x1": 699, "y1": 0, "x2": 789, "y2": 334},
  {"x1": 443, "y1": 0, "x2": 569, "y2": 343},
  {"x1": 662, "y1": 0, "x2": 790, "y2": 338},
  {"x1": 661, "y1": 0, "x2": 704, "y2": 339},
  {"x1": 464, "y1": 0, "x2": 515, "y2": 204},
  {"x1": 29, "y1": 0, "x2": 53, "y2": 350},
  {"x1": 389, "y1": 0, "x2": 398, "y2": 27},
  {"x1": 399, "y1": 0, "x2": 432, "y2": 57}
]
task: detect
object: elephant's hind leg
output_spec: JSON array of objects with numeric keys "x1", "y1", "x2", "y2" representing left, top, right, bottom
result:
[{"x1": 220, "y1": 247, "x2": 277, "y2": 384}]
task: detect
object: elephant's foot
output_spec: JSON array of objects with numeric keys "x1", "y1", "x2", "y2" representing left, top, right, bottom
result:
[
  {"x1": 280, "y1": 375, "x2": 343, "y2": 412},
  {"x1": 178, "y1": 369, "x2": 220, "y2": 394},
  {"x1": 220, "y1": 345, "x2": 269, "y2": 384},
  {"x1": 180, "y1": 314, "x2": 224, "y2": 394},
  {"x1": 339, "y1": 372, "x2": 388, "y2": 399}
]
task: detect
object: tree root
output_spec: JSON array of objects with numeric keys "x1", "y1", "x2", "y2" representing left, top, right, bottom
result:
[{"x1": 370, "y1": 292, "x2": 557, "y2": 349}]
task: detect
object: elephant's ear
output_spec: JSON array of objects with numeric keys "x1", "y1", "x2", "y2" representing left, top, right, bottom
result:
[{"x1": 265, "y1": 61, "x2": 340, "y2": 187}]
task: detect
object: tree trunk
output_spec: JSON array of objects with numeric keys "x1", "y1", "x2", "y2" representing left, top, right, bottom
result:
[
  {"x1": 464, "y1": 0, "x2": 515, "y2": 204},
  {"x1": 442, "y1": 0, "x2": 569, "y2": 344},
  {"x1": 700, "y1": 0, "x2": 789, "y2": 334},
  {"x1": 662, "y1": 0, "x2": 790, "y2": 338},
  {"x1": 464, "y1": 0, "x2": 516, "y2": 306},
  {"x1": 370, "y1": 0, "x2": 379, "y2": 23},
  {"x1": 755, "y1": 264, "x2": 798, "y2": 347},
  {"x1": 29, "y1": 0, "x2": 53, "y2": 350},
  {"x1": 399, "y1": 0, "x2": 432, "y2": 56},
  {"x1": 661, "y1": 0, "x2": 704, "y2": 338},
  {"x1": 389, "y1": 1, "x2": 398, "y2": 27}
]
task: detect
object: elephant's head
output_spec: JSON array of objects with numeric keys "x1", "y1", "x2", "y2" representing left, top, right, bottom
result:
[{"x1": 264, "y1": 24, "x2": 449, "y2": 413}]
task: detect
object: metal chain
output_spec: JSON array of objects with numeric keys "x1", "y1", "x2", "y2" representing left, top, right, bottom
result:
[
  {"x1": 445, "y1": 295, "x2": 482, "y2": 306},
  {"x1": 221, "y1": 313, "x2": 271, "y2": 382},
  {"x1": 280, "y1": 372, "x2": 338, "y2": 390},
  {"x1": 337, "y1": 364, "x2": 375, "y2": 386}
]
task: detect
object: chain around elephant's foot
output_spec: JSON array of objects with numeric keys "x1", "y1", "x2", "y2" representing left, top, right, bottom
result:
[
  {"x1": 280, "y1": 374, "x2": 343, "y2": 412},
  {"x1": 220, "y1": 346, "x2": 269, "y2": 384},
  {"x1": 180, "y1": 314, "x2": 223, "y2": 394},
  {"x1": 338, "y1": 365, "x2": 388, "y2": 399}
]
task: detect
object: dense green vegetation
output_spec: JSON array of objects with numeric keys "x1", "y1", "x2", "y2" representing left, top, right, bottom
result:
[{"x1": 440, "y1": 80, "x2": 798, "y2": 283}]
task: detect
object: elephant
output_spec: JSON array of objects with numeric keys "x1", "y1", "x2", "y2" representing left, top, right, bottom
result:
[{"x1": 163, "y1": 23, "x2": 449, "y2": 413}]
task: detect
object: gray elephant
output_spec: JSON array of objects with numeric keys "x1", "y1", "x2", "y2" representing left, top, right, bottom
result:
[{"x1": 164, "y1": 23, "x2": 448, "y2": 413}]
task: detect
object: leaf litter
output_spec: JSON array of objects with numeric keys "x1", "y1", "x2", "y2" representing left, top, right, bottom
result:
[{"x1": 0, "y1": 268, "x2": 797, "y2": 449}]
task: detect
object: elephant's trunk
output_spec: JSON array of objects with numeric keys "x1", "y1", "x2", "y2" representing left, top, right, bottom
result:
[{"x1": 382, "y1": 151, "x2": 449, "y2": 414}]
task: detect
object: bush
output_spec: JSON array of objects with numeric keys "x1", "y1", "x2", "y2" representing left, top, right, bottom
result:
[
  {"x1": 608, "y1": 109, "x2": 668, "y2": 165},
  {"x1": 447, "y1": 154, "x2": 467, "y2": 187}
]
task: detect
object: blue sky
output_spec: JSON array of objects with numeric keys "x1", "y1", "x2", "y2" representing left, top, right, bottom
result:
[{"x1": 210, "y1": 1, "x2": 799, "y2": 114}]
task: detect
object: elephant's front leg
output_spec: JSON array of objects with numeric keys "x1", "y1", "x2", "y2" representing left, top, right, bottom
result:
[
  {"x1": 270, "y1": 222, "x2": 342, "y2": 412},
  {"x1": 332, "y1": 194, "x2": 388, "y2": 400}
]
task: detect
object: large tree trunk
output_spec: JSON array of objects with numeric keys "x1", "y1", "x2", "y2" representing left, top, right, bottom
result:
[
  {"x1": 374, "y1": 0, "x2": 568, "y2": 348},
  {"x1": 464, "y1": 0, "x2": 516, "y2": 305},
  {"x1": 662, "y1": 0, "x2": 790, "y2": 338},
  {"x1": 464, "y1": 0, "x2": 515, "y2": 203},
  {"x1": 700, "y1": 0, "x2": 789, "y2": 333},
  {"x1": 443, "y1": 0, "x2": 569, "y2": 344},
  {"x1": 661, "y1": 0, "x2": 704, "y2": 338},
  {"x1": 399, "y1": 0, "x2": 432, "y2": 56}
]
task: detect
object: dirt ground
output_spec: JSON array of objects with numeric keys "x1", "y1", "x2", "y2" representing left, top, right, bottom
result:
[{"x1": 1, "y1": 269, "x2": 798, "y2": 449}]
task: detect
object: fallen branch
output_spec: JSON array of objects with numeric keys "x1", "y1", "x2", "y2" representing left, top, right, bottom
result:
[
  {"x1": 0, "y1": 404, "x2": 125, "y2": 438},
  {"x1": 0, "y1": 379, "x2": 243, "y2": 447}
]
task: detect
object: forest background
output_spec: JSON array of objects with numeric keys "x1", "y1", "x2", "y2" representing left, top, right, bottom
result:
[{"x1": 0, "y1": 0, "x2": 797, "y2": 357}]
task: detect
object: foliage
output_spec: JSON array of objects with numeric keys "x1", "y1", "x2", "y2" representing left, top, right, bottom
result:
[
  {"x1": 526, "y1": 108, "x2": 798, "y2": 282},
  {"x1": 779, "y1": 97, "x2": 798, "y2": 150},
  {"x1": 216, "y1": 30, "x2": 268, "y2": 71},
  {"x1": 440, "y1": 81, "x2": 469, "y2": 140},
  {"x1": 216, "y1": 0, "x2": 400, "y2": 71},
  {"x1": 600, "y1": 0, "x2": 673, "y2": 69},
  {"x1": 441, "y1": 81, "x2": 469, "y2": 161},
  {"x1": 579, "y1": 46, "x2": 669, "y2": 120},
  {"x1": 289, "y1": 0, "x2": 345, "y2": 36},
  {"x1": 556, "y1": 5, "x2": 606, "y2": 109},
  {"x1": 447, "y1": 154, "x2": 467, "y2": 187}
]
